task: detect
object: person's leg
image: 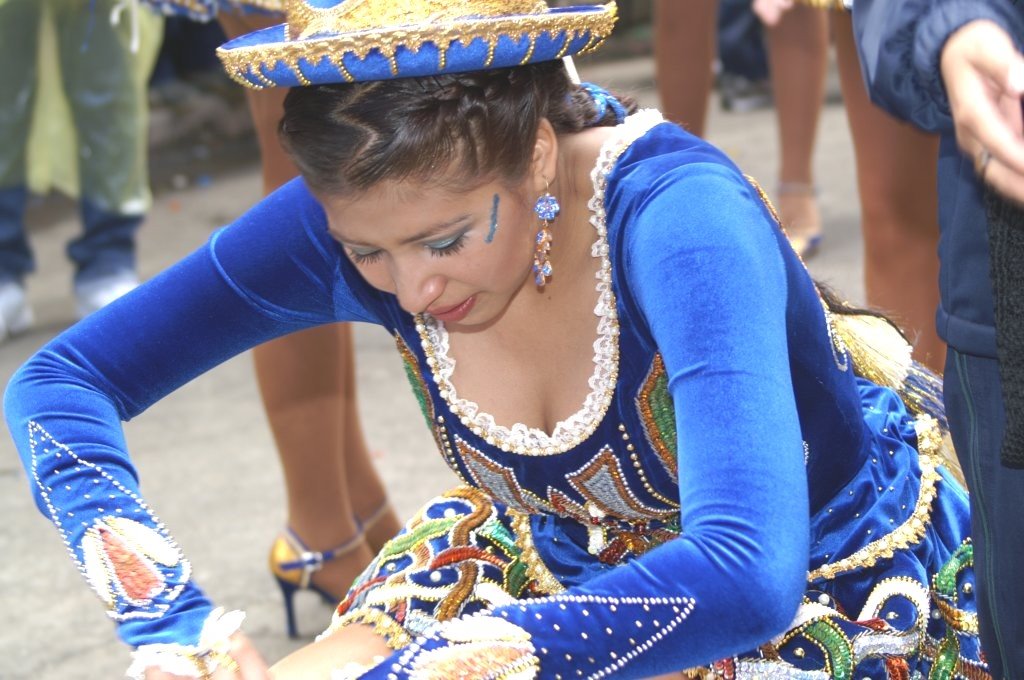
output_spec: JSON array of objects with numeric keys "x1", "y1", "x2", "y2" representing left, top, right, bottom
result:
[
  {"x1": 217, "y1": 10, "x2": 400, "y2": 598},
  {"x1": 52, "y1": 0, "x2": 159, "y2": 301},
  {"x1": 944, "y1": 350, "x2": 1024, "y2": 678},
  {"x1": 764, "y1": 5, "x2": 828, "y2": 257},
  {"x1": 653, "y1": 0, "x2": 718, "y2": 137},
  {"x1": 834, "y1": 13, "x2": 946, "y2": 372},
  {"x1": 0, "y1": 0, "x2": 41, "y2": 286}
]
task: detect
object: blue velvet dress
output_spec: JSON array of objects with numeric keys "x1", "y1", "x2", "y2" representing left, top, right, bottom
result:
[{"x1": 5, "y1": 111, "x2": 984, "y2": 678}]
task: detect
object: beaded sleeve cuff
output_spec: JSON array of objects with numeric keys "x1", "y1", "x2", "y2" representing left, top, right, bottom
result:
[{"x1": 125, "y1": 608, "x2": 246, "y2": 680}]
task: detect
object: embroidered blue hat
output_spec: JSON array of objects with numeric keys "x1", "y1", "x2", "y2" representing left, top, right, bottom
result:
[{"x1": 216, "y1": 0, "x2": 618, "y2": 89}]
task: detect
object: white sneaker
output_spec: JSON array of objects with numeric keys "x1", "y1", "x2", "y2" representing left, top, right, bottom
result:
[
  {"x1": 74, "y1": 270, "x2": 140, "y2": 319},
  {"x1": 0, "y1": 279, "x2": 33, "y2": 342}
]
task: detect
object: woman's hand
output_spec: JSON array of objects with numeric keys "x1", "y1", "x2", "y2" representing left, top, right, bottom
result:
[
  {"x1": 752, "y1": 0, "x2": 794, "y2": 27},
  {"x1": 941, "y1": 20, "x2": 1024, "y2": 202},
  {"x1": 143, "y1": 633, "x2": 272, "y2": 680}
]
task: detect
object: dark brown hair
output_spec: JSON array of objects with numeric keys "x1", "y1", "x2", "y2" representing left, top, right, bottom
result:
[{"x1": 279, "y1": 60, "x2": 635, "y2": 196}]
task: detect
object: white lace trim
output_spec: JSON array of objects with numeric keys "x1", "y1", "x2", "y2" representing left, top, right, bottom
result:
[
  {"x1": 125, "y1": 608, "x2": 245, "y2": 679},
  {"x1": 416, "y1": 110, "x2": 666, "y2": 455}
]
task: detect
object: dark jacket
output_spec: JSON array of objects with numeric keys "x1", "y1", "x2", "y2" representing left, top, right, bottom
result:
[{"x1": 853, "y1": 0, "x2": 1024, "y2": 358}]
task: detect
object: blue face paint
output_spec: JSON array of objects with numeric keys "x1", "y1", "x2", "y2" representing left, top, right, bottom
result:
[{"x1": 485, "y1": 193, "x2": 500, "y2": 243}]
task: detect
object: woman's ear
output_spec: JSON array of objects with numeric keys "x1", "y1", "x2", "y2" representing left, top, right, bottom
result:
[{"x1": 530, "y1": 119, "x2": 559, "y2": 192}]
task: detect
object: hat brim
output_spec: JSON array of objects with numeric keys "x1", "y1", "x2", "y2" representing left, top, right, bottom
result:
[{"x1": 216, "y1": 4, "x2": 617, "y2": 89}]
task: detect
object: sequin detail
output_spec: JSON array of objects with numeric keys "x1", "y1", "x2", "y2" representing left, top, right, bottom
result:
[
  {"x1": 807, "y1": 417, "x2": 943, "y2": 582},
  {"x1": 396, "y1": 332, "x2": 436, "y2": 430},
  {"x1": 324, "y1": 487, "x2": 535, "y2": 641},
  {"x1": 455, "y1": 437, "x2": 555, "y2": 514},
  {"x1": 636, "y1": 353, "x2": 678, "y2": 478},
  {"x1": 26, "y1": 421, "x2": 190, "y2": 621},
  {"x1": 507, "y1": 510, "x2": 566, "y2": 596}
]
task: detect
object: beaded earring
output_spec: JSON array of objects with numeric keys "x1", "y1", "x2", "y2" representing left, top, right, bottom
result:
[{"x1": 532, "y1": 183, "x2": 560, "y2": 287}]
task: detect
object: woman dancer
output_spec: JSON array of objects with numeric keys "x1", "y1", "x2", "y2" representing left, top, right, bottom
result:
[{"x1": 7, "y1": 2, "x2": 983, "y2": 678}]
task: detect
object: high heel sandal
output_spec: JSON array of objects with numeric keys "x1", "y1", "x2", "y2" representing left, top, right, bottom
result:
[
  {"x1": 777, "y1": 181, "x2": 823, "y2": 259},
  {"x1": 269, "y1": 527, "x2": 364, "y2": 638}
]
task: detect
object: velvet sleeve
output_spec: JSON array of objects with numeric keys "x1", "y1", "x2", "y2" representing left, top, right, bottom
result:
[
  {"x1": 3, "y1": 178, "x2": 381, "y2": 659},
  {"x1": 853, "y1": 0, "x2": 1024, "y2": 134},
  {"x1": 370, "y1": 163, "x2": 809, "y2": 678}
]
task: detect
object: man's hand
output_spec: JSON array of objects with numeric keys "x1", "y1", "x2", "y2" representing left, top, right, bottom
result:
[
  {"x1": 941, "y1": 20, "x2": 1024, "y2": 202},
  {"x1": 752, "y1": 0, "x2": 795, "y2": 26}
]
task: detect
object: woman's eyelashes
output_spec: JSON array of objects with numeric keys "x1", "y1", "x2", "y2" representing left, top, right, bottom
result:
[
  {"x1": 426, "y1": 232, "x2": 467, "y2": 257},
  {"x1": 347, "y1": 230, "x2": 469, "y2": 265},
  {"x1": 348, "y1": 248, "x2": 384, "y2": 265}
]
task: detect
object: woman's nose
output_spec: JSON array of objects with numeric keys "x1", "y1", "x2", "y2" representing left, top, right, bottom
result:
[{"x1": 393, "y1": 267, "x2": 445, "y2": 315}]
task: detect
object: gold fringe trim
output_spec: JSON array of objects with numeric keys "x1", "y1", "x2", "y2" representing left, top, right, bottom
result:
[
  {"x1": 832, "y1": 313, "x2": 912, "y2": 391},
  {"x1": 808, "y1": 417, "x2": 943, "y2": 582},
  {"x1": 507, "y1": 510, "x2": 566, "y2": 595}
]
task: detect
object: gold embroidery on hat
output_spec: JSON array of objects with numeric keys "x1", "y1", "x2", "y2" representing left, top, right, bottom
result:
[{"x1": 287, "y1": 0, "x2": 548, "y2": 41}]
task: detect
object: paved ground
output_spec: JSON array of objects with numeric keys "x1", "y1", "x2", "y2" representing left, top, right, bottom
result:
[{"x1": 0, "y1": 53, "x2": 873, "y2": 679}]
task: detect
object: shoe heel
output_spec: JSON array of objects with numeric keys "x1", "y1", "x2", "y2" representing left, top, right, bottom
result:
[{"x1": 275, "y1": 576, "x2": 301, "y2": 639}]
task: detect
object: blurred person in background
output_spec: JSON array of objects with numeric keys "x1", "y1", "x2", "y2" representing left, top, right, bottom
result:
[
  {"x1": 0, "y1": 0, "x2": 163, "y2": 341},
  {"x1": 654, "y1": 0, "x2": 828, "y2": 260}
]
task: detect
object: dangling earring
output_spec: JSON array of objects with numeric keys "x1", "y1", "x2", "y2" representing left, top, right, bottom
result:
[{"x1": 532, "y1": 183, "x2": 560, "y2": 287}]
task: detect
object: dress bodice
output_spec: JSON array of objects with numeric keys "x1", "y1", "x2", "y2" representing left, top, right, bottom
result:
[{"x1": 372, "y1": 112, "x2": 869, "y2": 565}]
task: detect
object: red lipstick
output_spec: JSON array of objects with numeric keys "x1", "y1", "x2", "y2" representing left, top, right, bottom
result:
[{"x1": 428, "y1": 296, "x2": 476, "y2": 323}]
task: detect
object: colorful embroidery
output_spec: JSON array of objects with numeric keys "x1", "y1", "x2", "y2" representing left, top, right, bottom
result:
[
  {"x1": 507, "y1": 510, "x2": 566, "y2": 596},
  {"x1": 82, "y1": 517, "x2": 183, "y2": 608},
  {"x1": 931, "y1": 540, "x2": 980, "y2": 635},
  {"x1": 395, "y1": 332, "x2": 436, "y2": 430},
  {"x1": 325, "y1": 487, "x2": 536, "y2": 642},
  {"x1": 454, "y1": 437, "x2": 555, "y2": 514},
  {"x1": 27, "y1": 421, "x2": 190, "y2": 621},
  {"x1": 566, "y1": 445, "x2": 672, "y2": 522},
  {"x1": 636, "y1": 354, "x2": 678, "y2": 478}
]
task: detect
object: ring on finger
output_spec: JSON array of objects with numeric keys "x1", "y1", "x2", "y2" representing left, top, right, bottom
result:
[{"x1": 977, "y1": 148, "x2": 993, "y2": 182}]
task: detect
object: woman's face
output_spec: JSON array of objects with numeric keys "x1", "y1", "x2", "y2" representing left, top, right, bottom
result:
[{"x1": 321, "y1": 178, "x2": 539, "y2": 328}]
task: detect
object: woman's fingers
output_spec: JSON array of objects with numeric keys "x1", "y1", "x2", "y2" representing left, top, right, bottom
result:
[
  {"x1": 231, "y1": 634, "x2": 272, "y2": 680},
  {"x1": 143, "y1": 634, "x2": 270, "y2": 680}
]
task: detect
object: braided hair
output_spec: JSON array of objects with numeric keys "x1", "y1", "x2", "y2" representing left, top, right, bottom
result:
[{"x1": 279, "y1": 60, "x2": 635, "y2": 196}]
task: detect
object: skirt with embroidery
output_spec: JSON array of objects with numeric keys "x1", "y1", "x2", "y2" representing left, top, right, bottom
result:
[{"x1": 324, "y1": 396, "x2": 985, "y2": 679}]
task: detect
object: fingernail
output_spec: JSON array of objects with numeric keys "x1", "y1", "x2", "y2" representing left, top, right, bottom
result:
[{"x1": 1008, "y1": 62, "x2": 1024, "y2": 94}]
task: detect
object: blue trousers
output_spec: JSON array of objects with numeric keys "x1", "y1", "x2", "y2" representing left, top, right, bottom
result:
[{"x1": 945, "y1": 349, "x2": 1024, "y2": 679}]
